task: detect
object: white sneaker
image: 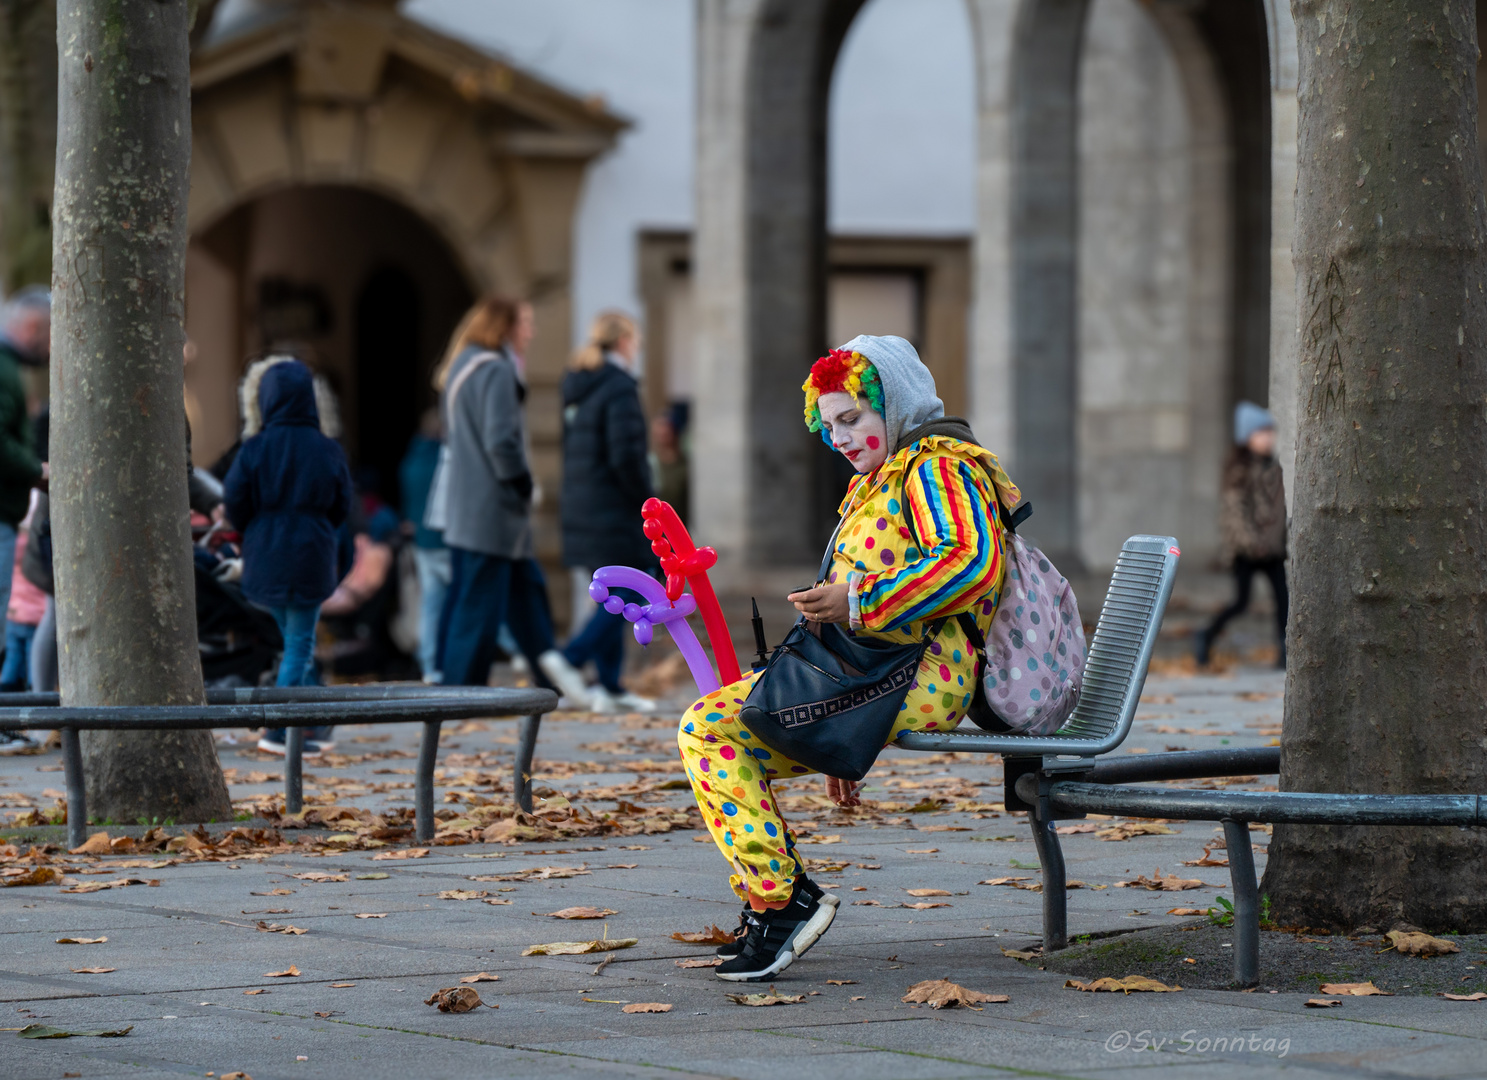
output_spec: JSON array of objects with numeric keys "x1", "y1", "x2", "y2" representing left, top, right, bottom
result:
[
  {"x1": 538, "y1": 650, "x2": 591, "y2": 710},
  {"x1": 586, "y1": 686, "x2": 619, "y2": 714},
  {"x1": 613, "y1": 691, "x2": 658, "y2": 714}
]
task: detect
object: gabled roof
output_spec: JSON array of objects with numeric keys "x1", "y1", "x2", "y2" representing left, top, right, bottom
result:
[{"x1": 192, "y1": 1, "x2": 628, "y2": 145}]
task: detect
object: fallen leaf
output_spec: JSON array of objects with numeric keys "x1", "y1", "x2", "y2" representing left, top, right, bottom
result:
[
  {"x1": 1055, "y1": 823, "x2": 1099, "y2": 834},
  {"x1": 250, "y1": 889, "x2": 293, "y2": 896},
  {"x1": 221, "y1": 1074, "x2": 252, "y2": 1080},
  {"x1": 69, "y1": 967, "x2": 115, "y2": 974},
  {"x1": 2, "y1": 866, "x2": 63, "y2": 887},
  {"x1": 671, "y1": 925, "x2": 734, "y2": 945},
  {"x1": 607, "y1": 863, "x2": 639, "y2": 869},
  {"x1": 437, "y1": 890, "x2": 487, "y2": 901},
  {"x1": 904, "y1": 848, "x2": 939, "y2": 854},
  {"x1": 826, "y1": 979, "x2": 856, "y2": 985},
  {"x1": 522, "y1": 938, "x2": 638, "y2": 956},
  {"x1": 354, "y1": 913, "x2": 386, "y2": 919},
  {"x1": 1384, "y1": 930, "x2": 1461, "y2": 957},
  {"x1": 243, "y1": 988, "x2": 269, "y2": 996},
  {"x1": 355, "y1": 872, "x2": 390, "y2": 880},
  {"x1": 423, "y1": 987, "x2": 489, "y2": 1012},
  {"x1": 291, "y1": 872, "x2": 348, "y2": 883},
  {"x1": 622, "y1": 1002, "x2": 673, "y2": 1013},
  {"x1": 1441, "y1": 992, "x2": 1487, "y2": 1001},
  {"x1": 1001, "y1": 947, "x2": 1041, "y2": 961},
  {"x1": 372, "y1": 848, "x2": 429, "y2": 861},
  {"x1": 69, "y1": 832, "x2": 114, "y2": 855},
  {"x1": 1066, "y1": 976, "x2": 1181, "y2": 993},
  {"x1": 263, "y1": 966, "x2": 300, "y2": 978},
  {"x1": 851, "y1": 899, "x2": 884, "y2": 906},
  {"x1": 902, "y1": 901, "x2": 950, "y2": 909},
  {"x1": 980, "y1": 876, "x2": 1032, "y2": 886},
  {"x1": 255, "y1": 922, "x2": 307, "y2": 936},
  {"x1": 1167, "y1": 907, "x2": 1208, "y2": 916},
  {"x1": 543, "y1": 907, "x2": 617, "y2": 920},
  {"x1": 460, "y1": 972, "x2": 500, "y2": 984},
  {"x1": 796, "y1": 834, "x2": 842, "y2": 845},
  {"x1": 1305, "y1": 997, "x2": 1342, "y2": 1008},
  {"x1": 902, "y1": 979, "x2": 1008, "y2": 1008},
  {"x1": 1319, "y1": 981, "x2": 1393, "y2": 996},
  {"x1": 674, "y1": 957, "x2": 723, "y2": 968},
  {"x1": 1114, "y1": 868, "x2": 1207, "y2": 891},
  {"x1": 905, "y1": 889, "x2": 952, "y2": 897},
  {"x1": 55, "y1": 937, "x2": 107, "y2": 945},
  {"x1": 481, "y1": 898, "x2": 513, "y2": 906},
  {"x1": 1097, "y1": 823, "x2": 1175, "y2": 841},
  {"x1": 727, "y1": 986, "x2": 805, "y2": 1006},
  {"x1": 17, "y1": 1024, "x2": 133, "y2": 1039},
  {"x1": 1181, "y1": 843, "x2": 1229, "y2": 867},
  {"x1": 850, "y1": 995, "x2": 865, "y2": 1001}
]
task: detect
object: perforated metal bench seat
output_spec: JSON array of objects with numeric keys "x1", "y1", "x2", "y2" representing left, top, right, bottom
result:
[{"x1": 895, "y1": 535, "x2": 1180, "y2": 760}]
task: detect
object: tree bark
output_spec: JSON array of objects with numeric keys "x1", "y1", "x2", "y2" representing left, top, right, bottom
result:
[
  {"x1": 1261, "y1": 0, "x2": 1487, "y2": 931},
  {"x1": 0, "y1": 0, "x2": 57, "y2": 291},
  {"x1": 51, "y1": 0, "x2": 229, "y2": 824}
]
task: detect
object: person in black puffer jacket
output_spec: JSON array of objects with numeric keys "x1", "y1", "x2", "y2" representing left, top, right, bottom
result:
[{"x1": 560, "y1": 311, "x2": 658, "y2": 713}]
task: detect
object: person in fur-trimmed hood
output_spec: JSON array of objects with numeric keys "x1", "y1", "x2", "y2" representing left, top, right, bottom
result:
[{"x1": 1195, "y1": 401, "x2": 1288, "y2": 668}]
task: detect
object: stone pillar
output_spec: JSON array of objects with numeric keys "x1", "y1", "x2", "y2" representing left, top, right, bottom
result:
[{"x1": 1264, "y1": 0, "x2": 1300, "y2": 511}]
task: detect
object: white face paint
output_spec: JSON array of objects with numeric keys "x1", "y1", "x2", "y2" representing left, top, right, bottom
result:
[{"x1": 817, "y1": 391, "x2": 889, "y2": 474}]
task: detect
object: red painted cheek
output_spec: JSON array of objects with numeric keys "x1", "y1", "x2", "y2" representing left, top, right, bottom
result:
[{"x1": 866, "y1": 436, "x2": 880, "y2": 450}]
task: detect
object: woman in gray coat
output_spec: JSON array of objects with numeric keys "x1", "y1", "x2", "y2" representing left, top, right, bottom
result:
[{"x1": 432, "y1": 295, "x2": 589, "y2": 702}]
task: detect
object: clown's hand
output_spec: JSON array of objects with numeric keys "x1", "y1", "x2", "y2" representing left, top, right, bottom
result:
[{"x1": 824, "y1": 775, "x2": 862, "y2": 808}]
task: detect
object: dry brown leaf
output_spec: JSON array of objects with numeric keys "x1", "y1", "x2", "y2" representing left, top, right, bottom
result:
[
  {"x1": 372, "y1": 847, "x2": 429, "y2": 861},
  {"x1": 1001, "y1": 947, "x2": 1041, "y2": 961},
  {"x1": 255, "y1": 922, "x2": 308, "y2": 936},
  {"x1": 1305, "y1": 997, "x2": 1342, "y2": 1008},
  {"x1": 904, "y1": 848, "x2": 939, "y2": 854},
  {"x1": 70, "y1": 831, "x2": 113, "y2": 855},
  {"x1": 329, "y1": 982, "x2": 355, "y2": 988},
  {"x1": 1066, "y1": 976, "x2": 1181, "y2": 993},
  {"x1": 1441, "y1": 992, "x2": 1487, "y2": 1001},
  {"x1": 56, "y1": 937, "x2": 107, "y2": 945},
  {"x1": 671, "y1": 925, "x2": 734, "y2": 945},
  {"x1": 621, "y1": 1002, "x2": 672, "y2": 1013},
  {"x1": 543, "y1": 907, "x2": 617, "y2": 920},
  {"x1": 674, "y1": 957, "x2": 723, "y2": 968},
  {"x1": 1319, "y1": 981, "x2": 1392, "y2": 996},
  {"x1": 61, "y1": 878, "x2": 148, "y2": 894},
  {"x1": 1114, "y1": 868, "x2": 1207, "y2": 891},
  {"x1": 851, "y1": 899, "x2": 884, "y2": 906},
  {"x1": 905, "y1": 889, "x2": 952, "y2": 897},
  {"x1": 607, "y1": 863, "x2": 639, "y2": 869},
  {"x1": 1385, "y1": 930, "x2": 1461, "y2": 957},
  {"x1": 354, "y1": 913, "x2": 386, "y2": 919},
  {"x1": 2, "y1": 866, "x2": 63, "y2": 887},
  {"x1": 251, "y1": 889, "x2": 294, "y2": 896},
  {"x1": 481, "y1": 898, "x2": 513, "y2": 906},
  {"x1": 902, "y1": 979, "x2": 1008, "y2": 1008},
  {"x1": 522, "y1": 938, "x2": 638, "y2": 956},
  {"x1": 980, "y1": 876, "x2": 1032, "y2": 886},
  {"x1": 424, "y1": 987, "x2": 490, "y2": 1012},
  {"x1": 826, "y1": 979, "x2": 856, "y2": 985},
  {"x1": 1097, "y1": 823, "x2": 1175, "y2": 842},
  {"x1": 902, "y1": 901, "x2": 951, "y2": 909},
  {"x1": 1167, "y1": 907, "x2": 1208, "y2": 916},
  {"x1": 460, "y1": 972, "x2": 500, "y2": 984},
  {"x1": 726, "y1": 986, "x2": 805, "y2": 1006},
  {"x1": 263, "y1": 965, "x2": 301, "y2": 978},
  {"x1": 69, "y1": 967, "x2": 115, "y2": 974},
  {"x1": 242, "y1": 988, "x2": 268, "y2": 995},
  {"x1": 221, "y1": 1073, "x2": 252, "y2": 1080},
  {"x1": 1181, "y1": 843, "x2": 1229, "y2": 867},
  {"x1": 1055, "y1": 823, "x2": 1099, "y2": 834},
  {"x1": 437, "y1": 890, "x2": 487, "y2": 901}
]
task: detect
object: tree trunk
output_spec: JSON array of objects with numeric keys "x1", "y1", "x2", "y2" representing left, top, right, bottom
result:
[
  {"x1": 51, "y1": 0, "x2": 230, "y2": 824},
  {"x1": 1260, "y1": 0, "x2": 1487, "y2": 931},
  {"x1": 0, "y1": 0, "x2": 57, "y2": 291}
]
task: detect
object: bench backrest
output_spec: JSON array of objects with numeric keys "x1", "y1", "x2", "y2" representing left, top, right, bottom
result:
[{"x1": 1050, "y1": 535, "x2": 1180, "y2": 746}]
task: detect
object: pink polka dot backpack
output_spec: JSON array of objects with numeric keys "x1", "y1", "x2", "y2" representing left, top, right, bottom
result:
[{"x1": 960, "y1": 503, "x2": 1087, "y2": 736}]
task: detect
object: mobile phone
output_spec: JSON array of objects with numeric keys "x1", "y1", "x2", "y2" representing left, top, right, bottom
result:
[{"x1": 788, "y1": 583, "x2": 817, "y2": 598}]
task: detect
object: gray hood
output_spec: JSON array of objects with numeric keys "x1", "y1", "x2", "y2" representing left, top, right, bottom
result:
[{"x1": 837, "y1": 334, "x2": 943, "y2": 455}]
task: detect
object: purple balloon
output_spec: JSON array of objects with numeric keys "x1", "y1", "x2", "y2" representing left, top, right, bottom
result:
[{"x1": 588, "y1": 565, "x2": 719, "y2": 694}]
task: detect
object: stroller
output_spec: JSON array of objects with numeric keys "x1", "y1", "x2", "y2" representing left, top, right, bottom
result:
[{"x1": 194, "y1": 547, "x2": 283, "y2": 686}]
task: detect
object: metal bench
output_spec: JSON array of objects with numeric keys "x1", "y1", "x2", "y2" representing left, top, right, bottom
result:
[
  {"x1": 894, "y1": 533, "x2": 1181, "y2": 951},
  {"x1": 0, "y1": 685, "x2": 556, "y2": 849}
]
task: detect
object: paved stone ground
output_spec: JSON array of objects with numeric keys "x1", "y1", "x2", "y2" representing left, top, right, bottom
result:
[{"x1": 3, "y1": 662, "x2": 1485, "y2": 1079}]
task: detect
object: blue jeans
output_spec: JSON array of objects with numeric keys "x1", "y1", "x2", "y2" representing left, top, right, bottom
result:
[
  {"x1": 412, "y1": 546, "x2": 451, "y2": 679},
  {"x1": 0, "y1": 620, "x2": 35, "y2": 690},
  {"x1": 564, "y1": 607, "x2": 626, "y2": 692},
  {"x1": 265, "y1": 604, "x2": 325, "y2": 745},
  {"x1": 438, "y1": 549, "x2": 556, "y2": 687}
]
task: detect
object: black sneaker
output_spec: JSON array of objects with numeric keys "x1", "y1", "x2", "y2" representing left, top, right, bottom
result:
[
  {"x1": 714, "y1": 882, "x2": 836, "y2": 982},
  {"x1": 716, "y1": 876, "x2": 838, "y2": 959}
]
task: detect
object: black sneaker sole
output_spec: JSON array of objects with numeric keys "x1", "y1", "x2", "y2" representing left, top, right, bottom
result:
[
  {"x1": 713, "y1": 902, "x2": 836, "y2": 983},
  {"x1": 716, "y1": 891, "x2": 838, "y2": 959}
]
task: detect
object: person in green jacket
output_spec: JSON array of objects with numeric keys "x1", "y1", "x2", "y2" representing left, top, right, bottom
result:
[{"x1": 0, "y1": 287, "x2": 47, "y2": 755}]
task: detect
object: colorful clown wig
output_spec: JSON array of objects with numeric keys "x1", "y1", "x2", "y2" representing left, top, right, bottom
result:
[{"x1": 802, "y1": 349, "x2": 885, "y2": 439}]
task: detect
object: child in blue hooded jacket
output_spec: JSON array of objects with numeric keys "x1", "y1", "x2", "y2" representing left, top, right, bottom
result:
[{"x1": 224, "y1": 357, "x2": 353, "y2": 753}]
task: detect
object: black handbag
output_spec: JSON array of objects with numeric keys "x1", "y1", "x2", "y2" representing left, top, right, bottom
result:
[{"x1": 739, "y1": 516, "x2": 943, "y2": 781}]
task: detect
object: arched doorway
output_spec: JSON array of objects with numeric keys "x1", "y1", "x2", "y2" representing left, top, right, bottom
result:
[{"x1": 185, "y1": 185, "x2": 475, "y2": 491}]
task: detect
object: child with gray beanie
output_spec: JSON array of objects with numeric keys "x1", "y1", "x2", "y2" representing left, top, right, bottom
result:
[{"x1": 1195, "y1": 401, "x2": 1288, "y2": 668}]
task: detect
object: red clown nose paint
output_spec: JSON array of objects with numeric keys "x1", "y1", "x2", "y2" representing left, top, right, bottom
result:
[{"x1": 866, "y1": 436, "x2": 880, "y2": 449}]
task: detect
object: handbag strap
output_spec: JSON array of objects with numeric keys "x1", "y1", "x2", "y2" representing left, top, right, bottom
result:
[{"x1": 443, "y1": 349, "x2": 502, "y2": 437}]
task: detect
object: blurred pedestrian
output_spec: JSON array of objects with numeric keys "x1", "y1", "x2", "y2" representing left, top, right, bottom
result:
[
  {"x1": 431, "y1": 296, "x2": 590, "y2": 703},
  {"x1": 1195, "y1": 401, "x2": 1288, "y2": 669},
  {"x1": 0, "y1": 288, "x2": 48, "y2": 620},
  {"x1": 400, "y1": 408, "x2": 448, "y2": 682},
  {"x1": 0, "y1": 491, "x2": 45, "y2": 693},
  {"x1": 648, "y1": 411, "x2": 689, "y2": 524},
  {"x1": 224, "y1": 357, "x2": 353, "y2": 754},
  {"x1": 559, "y1": 310, "x2": 657, "y2": 713}
]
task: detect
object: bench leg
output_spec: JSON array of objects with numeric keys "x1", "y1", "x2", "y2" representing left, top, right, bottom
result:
[
  {"x1": 1223, "y1": 818, "x2": 1259, "y2": 987},
  {"x1": 284, "y1": 727, "x2": 304, "y2": 815},
  {"x1": 514, "y1": 713, "x2": 541, "y2": 813},
  {"x1": 416, "y1": 720, "x2": 442, "y2": 843},
  {"x1": 1030, "y1": 810, "x2": 1068, "y2": 951},
  {"x1": 62, "y1": 728, "x2": 86, "y2": 851}
]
